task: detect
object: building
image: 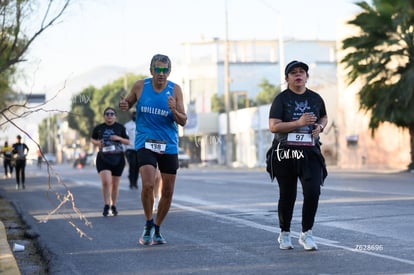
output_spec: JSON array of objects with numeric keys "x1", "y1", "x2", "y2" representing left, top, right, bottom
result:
[
  {"x1": 173, "y1": 36, "x2": 410, "y2": 170},
  {"x1": 174, "y1": 38, "x2": 338, "y2": 167}
]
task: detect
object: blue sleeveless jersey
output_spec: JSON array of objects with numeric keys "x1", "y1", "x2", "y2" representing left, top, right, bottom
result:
[{"x1": 135, "y1": 78, "x2": 178, "y2": 154}]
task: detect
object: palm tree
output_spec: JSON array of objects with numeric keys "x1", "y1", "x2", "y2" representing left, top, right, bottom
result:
[{"x1": 341, "y1": 0, "x2": 414, "y2": 170}]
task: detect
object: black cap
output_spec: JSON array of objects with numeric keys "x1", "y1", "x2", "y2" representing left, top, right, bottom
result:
[{"x1": 285, "y1": 60, "x2": 309, "y2": 76}]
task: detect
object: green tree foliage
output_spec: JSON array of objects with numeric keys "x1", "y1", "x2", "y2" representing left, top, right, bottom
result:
[
  {"x1": 0, "y1": 0, "x2": 28, "y2": 105},
  {"x1": 38, "y1": 114, "x2": 59, "y2": 153},
  {"x1": 211, "y1": 93, "x2": 225, "y2": 113},
  {"x1": 341, "y1": 0, "x2": 414, "y2": 169},
  {"x1": 210, "y1": 78, "x2": 278, "y2": 113},
  {"x1": 90, "y1": 82, "x2": 128, "y2": 125},
  {"x1": 255, "y1": 78, "x2": 280, "y2": 105},
  {"x1": 68, "y1": 86, "x2": 96, "y2": 139},
  {"x1": 38, "y1": 118, "x2": 48, "y2": 152},
  {"x1": 0, "y1": 0, "x2": 71, "y2": 73},
  {"x1": 0, "y1": 69, "x2": 15, "y2": 109},
  {"x1": 212, "y1": 93, "x2": 253, "y2": 112},
  {"x1": 68, "y1": 73, "x2": 146, "y2": 139},
  {"x1": 0, "y1": 0, "x2": 71, "y2": 108}
]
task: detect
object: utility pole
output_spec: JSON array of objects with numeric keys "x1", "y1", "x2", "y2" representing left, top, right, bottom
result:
[
  {"x1": 278, "y1": 14, "x2": 285, "y2": 91},
  {"x1": 224, "y1": 0, "x2": 232, "y2": 167}
]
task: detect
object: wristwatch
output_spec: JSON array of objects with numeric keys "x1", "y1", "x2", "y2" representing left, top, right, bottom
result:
[{"x1": 318, "y1": 124, "x2": 324, "y2": 132}]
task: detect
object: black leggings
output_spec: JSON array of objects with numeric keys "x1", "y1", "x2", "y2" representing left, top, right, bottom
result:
[
  {"x1": 15, "y1": 159, "x2": 26, "y2": 185},
  {"x1": 274, "y1": 152, "x2": 322, "y2": 232},
  {"x1": 3, "y1": 159, "x2": 13, "y2": 175}
]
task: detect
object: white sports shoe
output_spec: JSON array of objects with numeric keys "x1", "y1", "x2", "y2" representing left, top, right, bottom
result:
[
  {"x1": 278, "y1": 231, "x2": 294, "y2": 250},
  {"x1": 299, "y1": 230, "x2": 318, "y2": 251}
]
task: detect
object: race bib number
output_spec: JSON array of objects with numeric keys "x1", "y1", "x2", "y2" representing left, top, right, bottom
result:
[
  {"x1": 145, "y1": 139, "x2": 166, "y2": 154},
  {"x1": 102, "y1": 145, "x2": 116, "y2": 153},
  {"x1": 287, "y1": 133, "x2": 314, "y2": 146}
]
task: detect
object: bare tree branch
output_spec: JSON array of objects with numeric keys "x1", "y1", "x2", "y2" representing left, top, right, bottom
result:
[
  {"x1": 1, "y1": 80, "x2": 93, "y2": 239},
  {"x1": 0, "y1": 0, "x2": 72, "y2": 74}
]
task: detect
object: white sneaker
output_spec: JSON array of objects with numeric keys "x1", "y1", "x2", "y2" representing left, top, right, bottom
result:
[
  {"x1": 299, "y1": 230, "x2": 318, "y2": 251},
  {"x1": 278, "y1": 231, "x2": 293, "y2": 250}
]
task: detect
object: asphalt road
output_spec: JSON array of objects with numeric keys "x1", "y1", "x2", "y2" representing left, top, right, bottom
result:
[{"x1": 1, "y1": 163, "x2": 413, "y2": 275}]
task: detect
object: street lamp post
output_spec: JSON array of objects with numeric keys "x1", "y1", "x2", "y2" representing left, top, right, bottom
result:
[{"x1": 224, "y1": 0, "x2": 232, "y2": 167}]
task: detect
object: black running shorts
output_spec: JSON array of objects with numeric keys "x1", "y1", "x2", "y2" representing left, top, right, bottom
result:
[{"x1": 136, "y1": 148, "x2": 178, "y2": 175}]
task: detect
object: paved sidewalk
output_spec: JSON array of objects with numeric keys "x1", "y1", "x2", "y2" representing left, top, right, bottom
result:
[
  {"x1": 0, "y1": 220, "x2": 20, "y2": 275},
  {"x1": 0, "y1": 167, "x2": 49, "y2": 275}
]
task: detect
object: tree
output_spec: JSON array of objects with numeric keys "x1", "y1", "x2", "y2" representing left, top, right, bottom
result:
[
  {"x1": 341, "y1": 0, "x2": 414, "y2": 170},
  {"x1": 90, "y1": 82, "x2": 128, "y2": 125},
  {"x1": 0, "y1": 67, "x2": 16, "y2": 109},
  {"x1": 89, "y1": 73, "x2": 146, "y2": 125},
  {"x1": 0, "y1": 0, "x2": 71, "y2": 74},
  {"x1": 212, "y1": 92, "x2": 254, "y2": 112},
  {"x1": 38, "y1": 113, "x2": 62, "y2": 153},
  {"x1": 0, "y1": 1, "x2": 96, "y2": 238},
  {"x1": 68, "y1": 86, "x2": 96, "y2": 139},
  {"x1": 211, "y1": 93, "x2": 225, "y2": 113},
  {"x1": 67, "y1": 73, "x2": 147, "y2": 139},
  {"x1": 0, "y1": 0, "x2": 71, "y2": 108},
  {"x1": 255, "y1": 78, "x2": 280, "y2": 105}
]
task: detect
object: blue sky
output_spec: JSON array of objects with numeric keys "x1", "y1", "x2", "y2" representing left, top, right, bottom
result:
[{"x1": 18, "y1": 0, "x2": 364, "y2": 93}]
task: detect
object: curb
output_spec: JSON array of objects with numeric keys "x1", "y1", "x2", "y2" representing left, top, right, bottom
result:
[{"x1": 0, "y1": 221, "x2": 21, "y2": 275}]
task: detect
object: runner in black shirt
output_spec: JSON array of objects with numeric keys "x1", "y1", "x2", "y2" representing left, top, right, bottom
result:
[
  {"x1": 91, "y1": 107, "x2": 129, "y2": 217},
  {"x1": 12, "y1": 135, "x2": 29, "y2": 190},
  {"x1": 268, "y1": 60, "x2": 328, "y2": 251}
]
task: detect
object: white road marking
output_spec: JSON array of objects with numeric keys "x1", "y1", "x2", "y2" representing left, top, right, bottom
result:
[
  {"x1": 173, "y1": 197, "x2": 414, "y2": 266},
  {"x1": 68, "y1": 177, "x2": 414, "y2": 266}
]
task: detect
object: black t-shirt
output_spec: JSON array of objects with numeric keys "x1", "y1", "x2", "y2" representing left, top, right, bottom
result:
[
  {"x1": 269, "y1": 88, "x2": 327, "y2": 146},
  {"x1": 12, "y1": 142, "x2": 29, "y2": 160},
  {"x1": 91, "y1": 122, "x2": 128, "y2": 155}
]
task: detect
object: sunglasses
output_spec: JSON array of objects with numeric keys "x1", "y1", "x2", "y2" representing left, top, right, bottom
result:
[
  {"x1": 104, "y1": 112, "x2": 115, "y2": 117},
  {"x1": 153, "y1": 67, "x2": 170, "y2": 74}
]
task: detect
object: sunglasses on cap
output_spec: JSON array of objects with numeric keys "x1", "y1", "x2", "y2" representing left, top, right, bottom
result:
[{"x1": 153, "y1": 67, "x2": 170, "y2": 74}]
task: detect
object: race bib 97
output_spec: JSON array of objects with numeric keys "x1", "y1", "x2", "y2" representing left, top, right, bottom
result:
[
  {"x1": 287, "y1": 132, "x2": 314, "y2": 146},
  {"x1": 102, "y1": 145, "x2": 116, "y2": 153}
]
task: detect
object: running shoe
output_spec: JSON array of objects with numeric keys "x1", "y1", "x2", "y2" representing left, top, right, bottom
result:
[
  {"x1": 139, "y1": 225, "x2": 154, "y2": 245},
  {"x1": 111, "y1": 205, "x2": 118, "y2": 216},
  {"x1": 278, "y1": 231, "x2": 293, "y2": 250},
  {"x1": 299, "y1": 230, "x2": 318, "y2": 251},
  {"x1": 102, "y1": 205, "x2": 110, "y2": 217},
  {"x1": 152, "y1": 231, "x2": 167, "y2": 245}
]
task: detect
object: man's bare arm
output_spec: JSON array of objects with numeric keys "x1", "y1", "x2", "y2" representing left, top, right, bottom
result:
[
  {"x1": 168, "y1": 84, "x2": 187, "y2": 126},
  {"x1": 119, "y1": 80, "x2": 142, "y2": 111}
]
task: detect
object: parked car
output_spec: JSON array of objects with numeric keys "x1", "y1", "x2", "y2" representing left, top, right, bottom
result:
[
  {"x1": 178, "y1": 148, "x2": 190, "y2": 168},
  {"x1": 85, "y1": 152, "x2": 98, "y2": 167}
]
